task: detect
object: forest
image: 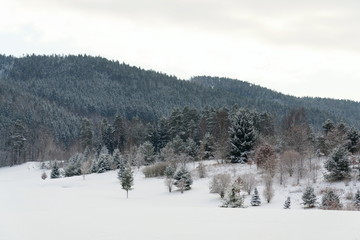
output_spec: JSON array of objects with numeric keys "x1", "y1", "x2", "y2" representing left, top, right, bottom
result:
[{"x1": 1, "y1": 54, "x2": 360, "y2": 167}]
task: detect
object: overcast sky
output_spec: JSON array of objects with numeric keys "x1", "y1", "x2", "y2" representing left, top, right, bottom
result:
[{"x1": 1, "y1": 0, "x2": 360, "y2": 101}]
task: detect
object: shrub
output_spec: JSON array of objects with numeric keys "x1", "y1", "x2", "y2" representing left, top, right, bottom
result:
[
  {"x1": 174, "y1": 167, "x2": 193, "y2": 193},
  {"x1": 221, "y1": 183, "x2": 244, "y2": 208},
  {"x1": 142, "y1": 162, "x2": 171, "y2": 178},
  {"x1": 209, "y1": 173, "x2": 232, "y2": 198},
  {"x1": 321, "y1": 189, "x2": 342, "y2": 210}
]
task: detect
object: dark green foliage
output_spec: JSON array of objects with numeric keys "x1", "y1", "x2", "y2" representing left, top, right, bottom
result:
[
  {"x1": 96, "y1": 147, "x2": 112, "y2": 173},
  {"x1": 64, "y1": 153, "x2": 83, "y2": 177},
  {"x1": 229, "y1": 110, "x2": 256, "y2": 163},
  {"x1": 50, "y1": 162, "x2": 61, "y2": 179},
  {"x1": 174, "y1": 167, "x2": 193, "y2": 192},
  {"x1": 184, "y1": 138, "x2": 199, "y2": 158},
  {"x1": 354, "y1": 190, "x2": 360, "y2": 209},
  {"x1": 302, "y1": 186, "x2": 317, "y2": 208},
  {"x1": 120, "y1": 166, "x2": 134, "y2": 198},
  {"x1": 221, "y1": 184, "x2": 244, "y2": 208},
  {"x1": 284, "y1": 197, "x2": 291, "y2": 209},
  {"x1": 8, "y1": 119, "x2": 27, "y2": 166},
  {"x1": 346, "y1": 128, "x2": 359, "y2": 153},
  {"x1": 80, "y1": 118, "x2": 93, "y2": 150},
  {"x1": 321, "y1": 189, "x2": 342, "y2": 210},
  {"x1": 201, "y1": 133, "x2": 215, "y2": 160},
  {"x1": 113, "y1": 115, "x2": 126, "y2": 152},
  {"x1": 324, "y1": 147, "x2": 351, "y2": 181},
  {"x1": 250, "y1": 188, "x2": 261, "y2": 206}
]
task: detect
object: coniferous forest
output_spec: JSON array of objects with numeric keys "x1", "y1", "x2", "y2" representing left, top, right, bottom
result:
[{"x1": 1, "y1": 54, "x2": 360, "y2": 167}]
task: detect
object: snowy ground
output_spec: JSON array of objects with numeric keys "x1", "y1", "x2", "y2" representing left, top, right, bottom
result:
[{"x1": 0, "y1": 162, "x2": 359, "y2": 240}]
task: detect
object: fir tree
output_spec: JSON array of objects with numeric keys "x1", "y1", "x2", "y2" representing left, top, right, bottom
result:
[
  {"x1": 120, "y1": 166, "x2": 134, "y2": 198},
  {"x1": 302, "y1": 186, "x2": 317, "y2": 208},
  {"x1": 284, "y1": 197, "x2": 291, "y2": 209},
  {"x1": 97, "y1": 147, "x2": 112, "y2": 173},
  {"x1": 221, "y1": 184, "x2": 244, "y2": 208},
  {"x1": 201, "y1": 132, "x2": 215, "y2": 160},
  {"x1": 80, "y1": 118, "x2": 93, "y2": 150},
  {"x1": 250, "y1": 188, "x2": 261, "y2": 206},
  {"x1": 324, "y1": 147, "x2": 351, "y2": 181},
  {"x1": 50, "y1": 162, "x2": 60, "y2": 179},
  {"x1": 229, "y1": 109, "x2": 256, "y2": 163},
  {"x1": 174, "y1": 167, "x2": 193, "y2": 193},
  {"x1": 184, "y1": 138, "x2": 199, "y2": 158},
  {"x1": 354, "y1": 190, "x2": 360, "y2": 209}
]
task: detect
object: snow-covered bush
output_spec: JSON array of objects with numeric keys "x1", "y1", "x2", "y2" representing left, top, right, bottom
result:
[
  {"x1": 142, "y1": 162, "x2": 170, "y2": 178},
  {"x1": 209, "y1": 173, "x2": 231, "y2": 198},
  {"x1": 301, "y1": 186, "x2": 317, "y2": 208},
  {"x1": 321, "y1": 189, "x2": 342, "y2": 210},
  {"x1": 221, "y1": 183, "x2": 244, "y2": 208},
  {"x1": 284, "y1": 197, "x2": 291, "y2": 209},
  {"x1": 174, "y1": 167, "x2": 193, "y2": 193},
  {"x1": 50, "y1": 162, "x2": 61, "y2": 179},
  {"x1": 240, "y1": 173, "x2": 257, "y2": 195},
  {"x1": 250, "y1": 188, "x2": 261, "y2": 206}
]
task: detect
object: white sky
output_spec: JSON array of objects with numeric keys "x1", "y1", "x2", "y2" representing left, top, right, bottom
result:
[{"x1": 1, "y1": 0, "x2": 360, "y2": 101}]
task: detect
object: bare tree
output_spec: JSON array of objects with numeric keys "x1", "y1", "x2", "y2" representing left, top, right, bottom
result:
[
  {"x1": 81, "y1": 159, "x2": 92, "y2": 180},
  {"x1": 209, "y1": 173, "x2": 232, "y2": 198},
  {"x1": 280, "y1": 150, "x2": 301, "y2": 177},
  {"x1": 240, "y1": 173, "x2": 257, "y2": 195},
  {"x1": 263, "y1": 174, "x2": 274, "y2": 203},
  {"x1": 255, "y1": 144, "x2": 277, "y2": 177}
]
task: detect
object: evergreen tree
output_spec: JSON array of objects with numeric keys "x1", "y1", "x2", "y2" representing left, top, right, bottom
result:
[
  {"x1": 157, "y1": 118, "x2": 171, "y2": 151},
  {"x1": 354, "y1": 190, "x2": 360, "y2": 209},
  {"x1": 139, "y1": 141, "x2": 155, "y2": 165},
  {"x1": 101, "y1": 119, "x2": 115, "y2": 154},
  {"x1": 284, "y1": 197, "x2": 291, "y2": 209},
  {"x1": 173, "y1": 167, "x2": 193, "y2": 193},
  {"x1": 171, "y1": 135, "x2": 185, "y2": 155},
  {"x1": 221, "y1": 184, "x2": 244, "y2": 208},
  {"x1": 9, "y1": 119, "x2": 27, "y2": 165},
  {"x1": 201, "y1": 132, "x2": 215, "y2": 160},
  {"x1": 113, "y1": 148, "x2": 124, "y2": 169},
  {"x1": 184, "y1": 138, "x2": 199, "y2": 158},
  {"x1": 120, "y1": 166, "x2": 134, "y2": 198},
  {"x1": 324, "y1": 147, "x2": 351, "y2": 181},
  {"x1": 64, "y1": 153, "x2": 83, "y2": 177},
  {"x1": 113, "y1": 115, "x2": 126, "y2": 152},
  {"x1": 250, "y1": 188, "x2": 261, "y2": 206},
  {"x1": 50, "y1": 162, "x2": 60, "y2": 179},
  {"x1": 97, "y1": 147, "x2": 112, "y2": 173},
  {"x1": 302, "y1": 186, "x2": 317, "y2": 208},
  {"x1": 229, "y1": 109, "x2": 256, "y2": 163},
  {"x1": 164, "y1": 165, "x2": 176, "y2": 192},
  {"x1": 80, "y1": 118, "x2": 93, "y2": 150},
  {"x1": 346, "y1": 128, "x2": 359, "y2": 153}
]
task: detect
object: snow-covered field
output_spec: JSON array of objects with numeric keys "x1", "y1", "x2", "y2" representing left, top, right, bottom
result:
[{"x1": 0, "y1": 162, "x2": 359, "y2": 240}]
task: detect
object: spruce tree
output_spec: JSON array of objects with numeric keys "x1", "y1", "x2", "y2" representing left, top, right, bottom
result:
[
  {"x1": 97, "y1": 147, "x2": 112, "y2": 173},
  {"x1": 221, "y1": 184, "x2": 244, "y2": 208},
  {"x1": 324, "y1": 147, "x2": 351, "y2": 181},
  {"x1": 321, "y1": 189, "x2": 342, "y2": 210},
  {"x1": 354, "y1": 190, "x2": 360, "y2": 209},
  {"x1": 50, "y1": 162, "x2": 60, "y2": 179},
  {"x1": 250, "y1": 187, "x2": 261, "y2": 206},
  {"x1": 229, "y1": 109, "x2": 256, "y2": 163},
  {"x1": 302, "y1": 186, "x2": 317, "y2": 208},
  {"x1": 284, "y1": 197, "x2": 291, "y2": 209},
  {"x1": 201, "y1": 132, "x2": 215, "y2": 160},
  {"x1": 121, "y1": 166, "x2": 134, "y2": 198},
  {"x1": 173, "y1": 167, "x2": 193, "y2": 193}
]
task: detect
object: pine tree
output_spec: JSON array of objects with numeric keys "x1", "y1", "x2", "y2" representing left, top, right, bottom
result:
[
  {"x1": 284, "y1": 197, "x2": 291, "y2": 209},
  {"x1": 354, "y1": 190, "x2": 360, "y2": 209},
  {"x1": 302, "y1": 186, "x2": 317, "y2": 208},
  {"x1": 174, "y1": 167, "x2": 193, "y2": 193},
  {"x1": 64, "y1": 153, "x2": 83, "y2": 177},
  {"x1": 324, "y1": 147, "x2": 351, "y2": 181},
  {"x1": 80, "y1": 118, "x2": 93, "y2": 150},
  {"x1": 121, "y1": 166, "x2": 134, "y2": 198},
  {"x1": 50, "y1": 162, "x2": 60, "y2": 179},
  {"x1": 9, "y1": 119, "x2": 26, "y2": 165},
  {"x1": 97, "y1": 147, "x2": 112, "y2": 173},
  {"x1": 221, "y1": 184, "x2": 244, "y2": 208},
  {"x1": 139, "y1": 141, "x2": 155, "y2": 165},
  {"x1": 113, "y1": 115, "x2": 126, "y2": 152},
  {"x1": 184, "y1": 138, "x2": 199, "y2": 158},
  {"x1": 201, "y1": 132, "x2": 215, "y2": 160},
  {"x1": 229, "y1": 109, "x2": 256, "y2": 163},
  {"x1": 250, "y1": 188, "x2": 261, "y2": 206}
]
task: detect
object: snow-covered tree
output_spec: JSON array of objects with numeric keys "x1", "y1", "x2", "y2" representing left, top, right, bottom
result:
[
  {"x1": 41, "y1": 172, "x2": 47, "y2": 180},
  {"x1": 263, "y1": 174, "x2": 274, "y2": 203},
  {"x1": 302, "y1": 186, "x2": 317, "y2": 208},
  {"x1": 324, "y1": 147, "x2": 351, "y2": 181},
  {"x1": 284, "y1": 197, "x2": 291, "y2": 209},
  {"x1": 139, "y1": 141, "x2": 155, "y2": 165},
  {"x1": 221, "y1": 183, "x2": 244, "y2": 208},
  {"x1": 97, "y1": 147, "x2": 112, "y2": 173},
  {"x1": 354, "y1": 189, "x2": 360, "y2": 209},
  {"x1": 120, "y1": 166, "x2": 134, "y2": 198},
  {"x1": 201, "y1": 132, "x2": 215, "y2": 160},
  {"x1": 250, "y1": 188, "x2": 261, "y2": 206},
  {"x1": 240, "y1": 173, "x2": 257, "y2": 195},
  {"x1": 64, "y1": 153, "x2": 83, "y2": 177},
  {"x1": 164, "y1": 165, "x2": 176, "y2": 192},
  {"x1": 229, "y1": 109, "x2": 256, "y2": 163},
  {"x1": 209, "y1": 173, "x2": 231, "y2": 198},
  {"x1": 174, "y1": 167, "x2": 193, "y2": 193},
  {"x1": 321, "y1": 189, "x2": 342, "y2": 210},
  {"x1": 184, "y1": 138, "x2": 199, "y2": 158},
  {"x1": 50, "y1": 162, "x2": 60, "y2": 179}
]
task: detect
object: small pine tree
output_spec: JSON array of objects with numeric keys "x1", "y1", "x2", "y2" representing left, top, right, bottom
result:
[
  {"x1": 221, "y1": 184, "x2": 244, "y2": 208},
  {"x1": 50, "y1": 162, "x2": 60, "y2": 179},
  {"x1": 120, "y1": 167, "x2": 134, "y2": 198},
  {"x1": 174, "y1": 167, "x2": 193, "y2": 193},
  {"x1": 302, "y1": 186, "x2": 317, "y2": 208},
  {"x1": 354, "y1": 190, "x2": 360, "y2": 209},
  {"x1": 251, "y1": 188, "x2": 261, "y2": 206},
  {"x1": 284, "y1": 197, "x2": 291, "y2": 209}
]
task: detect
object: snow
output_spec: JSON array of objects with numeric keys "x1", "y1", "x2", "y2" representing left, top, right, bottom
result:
[{"x1": 0, "y1": 161, "x2": 360, "y2": 240}]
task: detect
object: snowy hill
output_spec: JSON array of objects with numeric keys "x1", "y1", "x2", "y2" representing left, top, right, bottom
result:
[{"x1": 0, "y1": 161, "x2": 359, "y2": 240}]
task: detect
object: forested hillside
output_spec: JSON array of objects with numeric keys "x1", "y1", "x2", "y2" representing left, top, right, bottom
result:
[{"x1": 0, "y1": 54, "x2": 359, "y2": 165}]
